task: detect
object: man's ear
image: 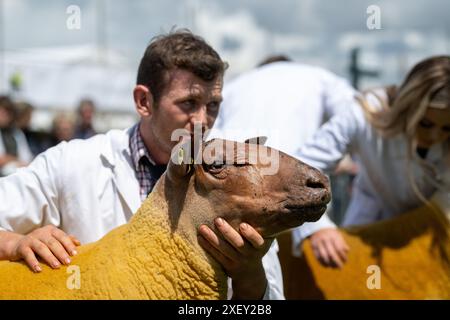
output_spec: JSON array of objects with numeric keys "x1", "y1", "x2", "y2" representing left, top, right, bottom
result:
[{"x1": 133, "y1": 85, "x2": 154, "y2": 117}]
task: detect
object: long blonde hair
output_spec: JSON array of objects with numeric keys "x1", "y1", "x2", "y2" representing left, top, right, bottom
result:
[
  {"x1": 357, "y1": 55, "x2": 450, "y2": 138},
  {"x1": 357, "y1": 56, "x2": 450, "y2": 232}
]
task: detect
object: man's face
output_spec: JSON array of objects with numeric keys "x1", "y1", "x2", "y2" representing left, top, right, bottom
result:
[
  {"x1": 147, "y1": 69, "x2": 223, "y2": 156},
  {"x1": 0, "y1": 106, "x2": 14, "y2": 129},
  {"x1": 79, "y1": 104, "x2": 94, "y2": 124}
]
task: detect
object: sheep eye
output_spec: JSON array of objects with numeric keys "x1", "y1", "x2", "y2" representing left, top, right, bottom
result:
[{"x1": 205, "y1": 162, "x2": 226, "y2": 172}]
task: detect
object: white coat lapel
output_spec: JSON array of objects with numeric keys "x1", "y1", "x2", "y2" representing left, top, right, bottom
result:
[
  {"x1": 112, "y1": 153, "x2": 141, "y2": 215},
  {"x1": 101, "y1": 128, "x2": 141, "y2": 216}
]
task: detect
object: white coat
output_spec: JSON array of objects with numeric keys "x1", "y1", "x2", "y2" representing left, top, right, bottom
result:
[
  {"x1": 0, "y1": 126, "x2": 282, "y2": 299},
  {"x1": 209, "y1": 61, "x2": 356, "y2": 158},
  {"x1": 292, "y1": 89, "x2": 449, "y2": 255}
]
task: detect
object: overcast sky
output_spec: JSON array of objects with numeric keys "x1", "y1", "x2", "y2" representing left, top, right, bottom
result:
[{"x1": 2, "y1": 0, "x2": 450, "y2": 87}]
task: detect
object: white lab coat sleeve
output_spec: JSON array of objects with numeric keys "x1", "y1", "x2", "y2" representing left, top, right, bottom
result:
[
  {"x1": 0, "y1": 143, "x2": 66, "y2": 235},
  {"x1": 261, "y1": 240, "x2": 285, "y2": 300},
  {"x1": 226, "y1": 240, "x2": 285, "y2": 300},
  {"x1": 295, "y1": 98, "x2": 365, "y2": 175},
  {"x1": 322, "y1": 73, "x2": 356, "y2": 119}
]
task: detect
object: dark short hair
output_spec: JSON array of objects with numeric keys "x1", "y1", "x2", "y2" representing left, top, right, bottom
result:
[
  {"x1": 136, "y1": 29, "x2": 227, "y2": 103},
  {"x1": 77, "y1": 98, "x2": 96, "y2": 113},
  {"x1": 257, "y1": 54, "x2": 292, "y2": 67},
  {"x1": 14, "y1": 101, "x2": 34, "y2": 115}
]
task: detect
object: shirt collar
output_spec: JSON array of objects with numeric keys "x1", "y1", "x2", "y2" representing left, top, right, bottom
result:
[{"x1": 129, "y1": 122, "x2": 156, "y2": 171}]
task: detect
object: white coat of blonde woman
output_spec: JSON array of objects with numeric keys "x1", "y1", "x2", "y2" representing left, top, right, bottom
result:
[{"x1": 293, "y1": 55, "x2": 450, "y2": 269}]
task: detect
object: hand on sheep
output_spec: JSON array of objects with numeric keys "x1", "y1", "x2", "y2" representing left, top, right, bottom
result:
[
  {"x1": 1, "y1": 225, "x2": 80, "y2": 272},
  {"x1": 308, "y1": 228, "x2": 349, "y2": 268},
  {"x1": 198, "y1": 218, "x2": 272, "y2": 300}
]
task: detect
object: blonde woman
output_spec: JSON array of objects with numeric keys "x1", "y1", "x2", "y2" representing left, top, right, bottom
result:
[{"x1": 292, "y1": 56, "x2": 450, "y2": 268}]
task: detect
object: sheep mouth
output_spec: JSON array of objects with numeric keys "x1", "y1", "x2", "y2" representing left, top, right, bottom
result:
[{"x1": 284, "y1": 204, "x2": 327, "y2": 223}]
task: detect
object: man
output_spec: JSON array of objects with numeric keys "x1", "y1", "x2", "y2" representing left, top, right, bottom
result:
[
  {"x1": 209, "y1": 56, "x2": 356, "y2": 269},
  {"x1": 0, "y1": 96, "x2": 33, "y2": 176},
  {"x1": 0, "y1": 31, "x2": 277, "y2": 299},
  {"x1": 74, "y1": 99, "x2": 97, "y2": 139}
]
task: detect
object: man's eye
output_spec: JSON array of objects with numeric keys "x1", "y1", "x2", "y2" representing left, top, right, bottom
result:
[
  {"x1": 207, "y1": 102, "x2": 220, "y2": 112},
  {"x1": 419, "y1": 119, "x2": 434, "y2": 129},
  {"x1": 181, "y1": 100, "x2": 196, "y2": 110},
  {"x1": 442, "y1": 125, "x2": 450, "y2": 133}
]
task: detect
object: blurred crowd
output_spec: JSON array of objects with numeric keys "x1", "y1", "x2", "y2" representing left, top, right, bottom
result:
[{"x1": 0, "y1": 96, "x2": 98, "y2": 176}]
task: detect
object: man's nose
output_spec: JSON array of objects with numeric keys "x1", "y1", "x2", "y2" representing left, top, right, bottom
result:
[{"x1": 190, "y1": 106, "x2": 208, "y2": 128}]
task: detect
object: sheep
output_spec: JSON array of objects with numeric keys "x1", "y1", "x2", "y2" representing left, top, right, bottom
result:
[
  {"x1": 0, "y1": 138, "x2": 330, "y2": 299},
  {"x1": 278, "y1": 191, "x2": 450, "y2": 299}
]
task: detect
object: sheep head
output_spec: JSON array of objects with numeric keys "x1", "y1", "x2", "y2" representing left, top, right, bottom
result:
[{"x1": 163, "y1": 137, "x2": 331, "y2": 239}]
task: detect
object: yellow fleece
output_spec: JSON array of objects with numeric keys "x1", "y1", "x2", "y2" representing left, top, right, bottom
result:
[{"x1": 0, "y1": 192, "x2": 227, "y2": 300}]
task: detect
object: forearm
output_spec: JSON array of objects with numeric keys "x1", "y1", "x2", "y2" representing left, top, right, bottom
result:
[{"x1": 0, "y1": 230, "x2": 23, "y2": 260}]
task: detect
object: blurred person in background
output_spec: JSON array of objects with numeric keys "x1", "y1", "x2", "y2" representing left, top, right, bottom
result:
[
  {"x1": 49, "y1": 112, "x2": 75, "y2": 146},
  {"x1": 14, "y1": 101, "x2": 49, "y2": 157},
  {"x1": 14, "y1": 102, "x2": 33, "y2": 133},
  {"x1": 293, "y1": 55, "x2": 450, "y2": 268},
  {"x1": 74, "y1": 99, "x2": 97, "y2": 139},
  {"x1": 0, "y1": 96, "x2": 33, "y2": 176}
]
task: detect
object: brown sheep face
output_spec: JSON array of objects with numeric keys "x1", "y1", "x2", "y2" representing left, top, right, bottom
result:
[{"x1": 168, "y1": 138, "x2": 331, "y2": 238}]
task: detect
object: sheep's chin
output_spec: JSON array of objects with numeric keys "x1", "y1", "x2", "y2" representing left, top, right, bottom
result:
[
  {"x1": 284, "y1": 204, "x2": 327, "y2": 223},
  {"x1": 260, "y1": 204, "x2": 327, "y2": 237}
]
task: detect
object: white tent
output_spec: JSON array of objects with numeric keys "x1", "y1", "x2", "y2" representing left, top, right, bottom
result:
[{"x1": 1, "y1": 45, "x2": 136, "y2": 112}]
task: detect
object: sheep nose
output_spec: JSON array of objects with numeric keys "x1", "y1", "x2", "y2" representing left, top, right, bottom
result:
[
  {"x1": 305, "y1": 167, "x2": 328, "y2": 188},
  {"x1": 304, "y1": 169, "x2": 331, "y2": 203},
  {"x1": 306, "y1": 177, "x2": 326, "y2": 189}
]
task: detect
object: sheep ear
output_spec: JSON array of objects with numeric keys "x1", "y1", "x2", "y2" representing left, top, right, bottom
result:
[
  {"x1": 245, "y1": 136, "x2": 267, "y2": 145},
  {"x1": 167, "y1": 137, "x2": 196, "y2": 181}
]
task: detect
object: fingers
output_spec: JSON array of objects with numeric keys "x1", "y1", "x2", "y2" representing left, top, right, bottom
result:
[
  {"x1": 198, "y1": 224, "x2": 239, "y2": 261},
  {"x1": 20, "y1": 247, "x2": 42, "y2": 273},
  {"x1": 45, "y1": 236, "x2": 72, "y2": 265},
  {"x1": 29, "y1": 239, "x2": 61, "y2": 269},
  {"x1": 16, "y1": 226, "x2": 81, "y2": 270},
  {"x1": 214, "y1": 218, "x2": 265, "y2": 250},
  {"x1": 313, "y1": 241, "x2": 330, "y2": 266},
  {"x1": 69, "y1": 235, "x2": 81, "y2": 247},
  {"x1": 198, "y1": 219, "x2": 267, "y2": 281},
  {"x1": 214, "y1": 218, "x2": 246, "y2": 250},
  {"x1": 197, "y1": 233, "x2": 231, "y2": 268},
  {"x1": 239, "y1": 223, "x2": 264, "y2": 248},
  {"x1": 52, "y1": 229, "x2": 79, "y2": 256},
  {"x1": 310, "y1": 229, "x2": 350, "y2": 269},
  {"x1": 323, "y1": 239, "x2": 344, "y2": 268},
  {"x1": 333, "y1": 236, "x2": 350, "y2": 264},
  {"x1": 209, "y1": 218, "x2": 265, "y2": 252},
  {"x1": 197, "y1": 219, "x2": 266, "y2": 264}
]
